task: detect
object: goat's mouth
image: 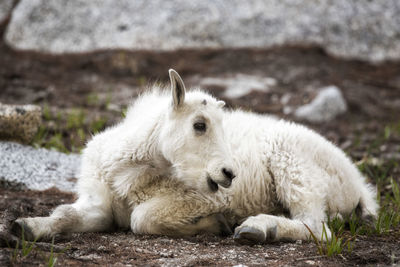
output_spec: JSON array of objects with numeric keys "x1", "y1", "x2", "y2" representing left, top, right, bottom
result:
[{"x1": 207, "y1": 176, "x2": 219, "y2": 192}]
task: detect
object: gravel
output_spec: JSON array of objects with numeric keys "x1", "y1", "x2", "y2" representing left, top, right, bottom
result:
[{"x1": 0, "y1": 141, "x2": 79, "y2": 192}]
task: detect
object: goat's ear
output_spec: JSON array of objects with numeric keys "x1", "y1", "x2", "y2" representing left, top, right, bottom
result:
[{"x1": 169, "y1": 69, "x2": 186, "y2": 109}]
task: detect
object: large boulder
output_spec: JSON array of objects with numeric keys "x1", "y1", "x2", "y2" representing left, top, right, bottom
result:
[
  {"x1": 0, "y1": 0, "x2": 14, "y2": 24},
  {"x1": 0, "y1": 141, "x2": 79, "y2": 192},
  {"x1": 4, "y1": 0, "x2": 400, "y2": 62},
  {"x1": 0, "y1": 103, "x2": 42, "y2": 144}
]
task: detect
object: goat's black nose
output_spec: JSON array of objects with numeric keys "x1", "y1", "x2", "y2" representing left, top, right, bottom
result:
[{"x1": 222, "y1": 168, "x2": 235, "y2": 180}]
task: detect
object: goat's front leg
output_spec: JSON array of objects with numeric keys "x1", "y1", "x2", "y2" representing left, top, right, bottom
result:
[
  {"x1": 130, "y1": 196, "x2": 232, "y2": 237},
  {"x1": 233, "y1": 197, "x2": 330, "y2": 244},
  {"x1": 234, "y1": 151, "x2": 332, "y2": 244},
  {"x1": 233, "y1": 214, "x2": 329, "y2": 244},
  {"x1": 233, "y1": 190, "x2": 330, "y2": 244},
  {"x1": 12, "y1": 184, "x2": 113, "y2": 241}
]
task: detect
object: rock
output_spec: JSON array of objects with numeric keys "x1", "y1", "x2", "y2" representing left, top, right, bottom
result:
[
  {"x1": 4, "y1": 0, "x2": 400, "y2": 62},
  {"x1": 77, "y1": 253, "x2": 102, "y2": 261},
  {"x1": 199, "y1": 74, "x2": 276, "y2": 99},
  {"x1": 0, "y1": 103, "x2": 42, "y2": 144},
  {"x1": 0, "y1": 141, "x2": 80, "y2": 192},
  {"x1": 0, "y1": 0, "x2": 14, "y2": 24},
  {"x1": 294, "y1": 86, "x2": 347, "y2": 123}
]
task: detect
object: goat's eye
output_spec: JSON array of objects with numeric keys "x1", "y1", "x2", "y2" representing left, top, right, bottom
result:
[{"x1": 193, "y1": 122, "x2": 206, "y2": 132}]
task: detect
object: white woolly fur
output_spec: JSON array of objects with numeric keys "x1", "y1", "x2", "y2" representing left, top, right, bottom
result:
[{"x1": 14, "y1": 70, "x2": 378, "y2": 243}]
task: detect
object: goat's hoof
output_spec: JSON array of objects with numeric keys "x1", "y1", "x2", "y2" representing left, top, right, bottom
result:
[
  {"x1": 215, "y1": 213, "x2": 233, "y2": 237},
  {"x1": 11, "y1": 219, "x2": 36, "y2": 241},
  {"x1": 233, "y1": 226, "x2": 266, "y2": 245},
  {"x1": 266, "y1": 225, "x2": 277, "y2": 241}
]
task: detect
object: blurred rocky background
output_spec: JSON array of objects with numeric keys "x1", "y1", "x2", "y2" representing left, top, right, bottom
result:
[
  {"x1": 4, "y1": 0, "x2": 400, "y2": 62},
  {"x1": 1, "y1": 1, "x2": 400, "y2": 266}
]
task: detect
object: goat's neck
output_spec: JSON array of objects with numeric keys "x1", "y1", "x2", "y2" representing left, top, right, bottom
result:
[{"x1": 138, "y1": 113, "x2": 172, "y2": 177}]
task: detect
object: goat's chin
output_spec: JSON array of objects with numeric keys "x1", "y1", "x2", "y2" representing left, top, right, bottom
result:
[{"x1": 174, "y1": 170, "x2": 216, "y2": 193}]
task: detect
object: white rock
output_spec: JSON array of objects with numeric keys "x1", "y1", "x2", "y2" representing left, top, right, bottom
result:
[
  {"x1": 283, "y1": 106, "x2": 293, "y2": 115},
  {"x1": 200, "y1": 74, "x2": 276, "y2": 99},
  {"x1": 77, "y1": 253, "x2": 101, "y2": 261},
  {"x1": 294, "y1": 86, "x2": 347, "y2": 123},
  {"x1": 0, "y1": 141, "x2": 80, "y2": 192},
  {"x1": 4, "y1": 0, "x2": 400, "y2": 62},
  {"x1": 280, "y1": 93, "x2": 291, "y2": 106}
]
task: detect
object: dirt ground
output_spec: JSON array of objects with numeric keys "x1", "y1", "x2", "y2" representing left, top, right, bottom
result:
[
  {"x1": 0, "y1": 185, "x2": 399, "y2": 267},
  {"x1": 1, "y1": 17, "x2": 400, "y2": 266}
]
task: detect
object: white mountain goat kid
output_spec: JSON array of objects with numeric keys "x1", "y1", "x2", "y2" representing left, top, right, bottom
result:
[
  {"x1": 13, "y1": 70, "x2": 378, "y2": 244},
  {"x1": 12, "y1": 70, "x2": 236, "y2": 239}
]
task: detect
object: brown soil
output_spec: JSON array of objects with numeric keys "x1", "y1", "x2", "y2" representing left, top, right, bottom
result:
[
  {"x1": 1, "y1": 15, "x2": 400, "y2": 267},
  {"x1": 1, "y1": 187, "x2": 399, "y2": 266}
]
